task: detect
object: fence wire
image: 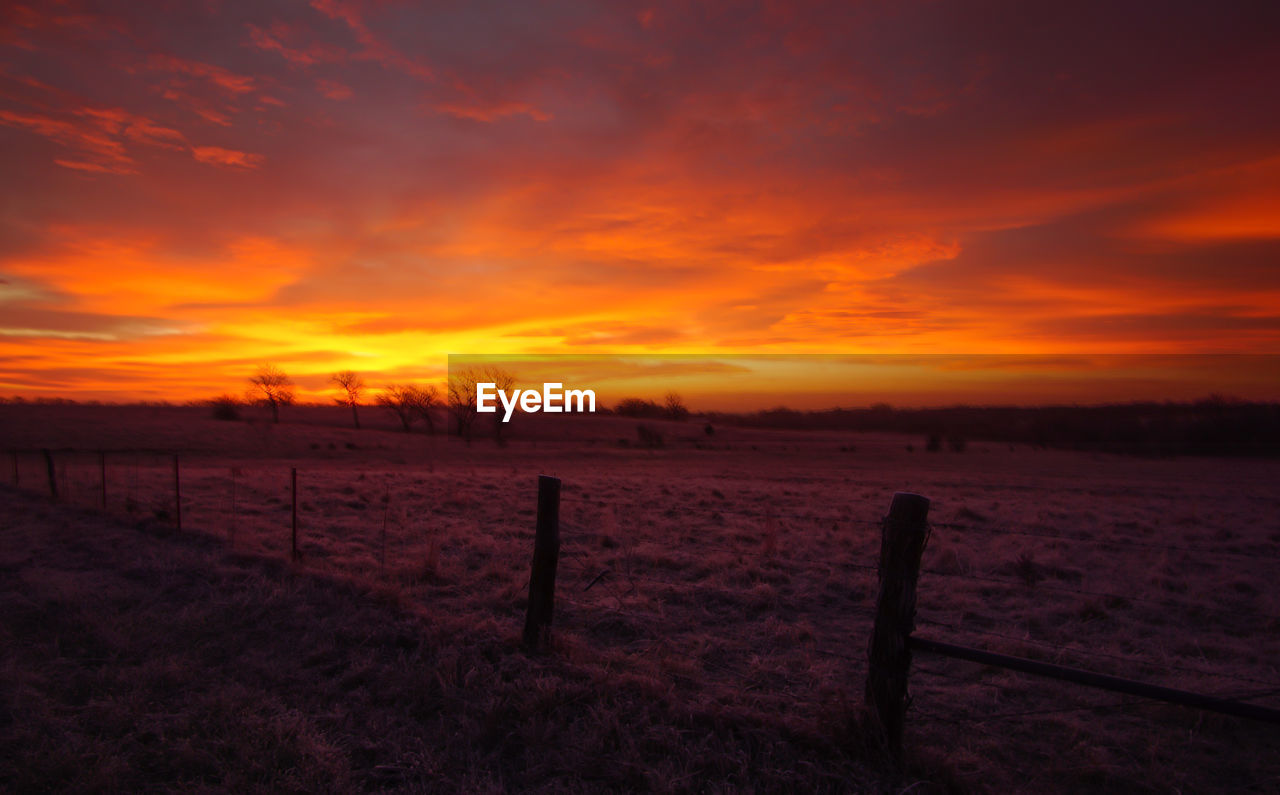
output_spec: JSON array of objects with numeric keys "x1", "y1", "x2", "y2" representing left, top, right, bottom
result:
[{"x1": 8, "y1": 447, "x2": 1280, "y2": 761}]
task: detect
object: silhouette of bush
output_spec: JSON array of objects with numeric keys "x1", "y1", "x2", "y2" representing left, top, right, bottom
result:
[
  {"x1": 209, "y1": 394, "x2": 242, "y2": 421},
  {"x1": 377, "y1": 384, "x2": 438, "y2": 433},
  {"x1": 664, "y1": 392, "x2": 689, "y2": 421},
  {"x1": 636, "y1": 424, "x2": 664, "y2": 448},
  {"x1": 615, "y1": 397, "x2": 664, "y2": 418}
]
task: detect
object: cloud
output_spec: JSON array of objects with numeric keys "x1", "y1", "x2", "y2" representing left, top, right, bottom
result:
[
  {"x1": 2, "y1": 0, "x2": 1279, "y2": 399},
  {"x1": 432, "y1": 100, "x2": 549, "y2": 122},
  {"x1": 309, "y1": 0, "x2": 434, "y2": 81},
  {"x1": 189, "y1": 145, "x2": 264, "y2": 168},
  {"x1": 146, "y1": 53, "x2": 255, "y2": 95},
  {"x1": 0, "y1": 103, "x2": 264, "y2": 172},
  {"x1": 247, "y1": 22, "x2": 348, "y2": 67},
  {"x1": 0, "y1": 108, "x2": 135, "y2": 172},
  {"x1": 315, "y1": 78, "x2": 352, "y2": 100}
]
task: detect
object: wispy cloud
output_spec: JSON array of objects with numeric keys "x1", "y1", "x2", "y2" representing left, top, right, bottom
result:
[{"x1": 0, "y1": 1, "x2": 1278, "y2": 399}]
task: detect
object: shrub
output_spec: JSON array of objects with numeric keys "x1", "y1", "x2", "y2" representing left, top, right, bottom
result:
[
  {"x1": 663, "y1": 392, "x2": 689, "y2": 421},
  {"x1": 615, "y1": 397, "x2": 664, "y2": 418},
  {"x1": 636, "y1": 424, "x2": 664, "y2": 448},
  {"x1": 210, "y1": 394, "x2": 242, "y2": 421}
]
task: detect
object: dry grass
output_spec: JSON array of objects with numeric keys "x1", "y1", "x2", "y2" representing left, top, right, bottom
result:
[{"x1": 2, "y1": 404, "x2": 1280, "y2": 792}]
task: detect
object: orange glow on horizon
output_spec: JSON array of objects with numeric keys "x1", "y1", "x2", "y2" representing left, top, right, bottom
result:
[{"x1": 1, "y1": 3, "x2": 1279, "y2": 404}]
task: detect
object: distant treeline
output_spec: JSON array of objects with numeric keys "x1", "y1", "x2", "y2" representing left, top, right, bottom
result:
[{"x1": 705, "y1": 397, "x2": 1280, "y2": 458}]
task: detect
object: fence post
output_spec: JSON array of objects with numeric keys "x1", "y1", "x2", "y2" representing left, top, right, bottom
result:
[
  {"x1": 173, "y1": 455, "x2": 182, "y2": 531},
  {"x1": 43, "y1": 448, "x2": 57, "y2": 500},
  {"x1": 291, "y1": 467, "x2": 299, "y2": 561},
  {"x1": 865, "y1": 491, "x2": 931, "y2": 761},
  {"x1": 523, "y1": 474, "x2": 561, "y2": 652},
  {"x1": 11, "y1": 451, "x2": 17, "y2": 487},
  {"x1": 99, "y1": 451, "x2": 107, "y2": 509}
]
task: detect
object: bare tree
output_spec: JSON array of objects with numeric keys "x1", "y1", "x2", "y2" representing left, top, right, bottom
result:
[
  {"x1": 331, "y1": 370, "x2": 365, "y2": 429},
  {"x1": 414, "y1": 384, "x2": 440, "y2": 434},
  {"x1": 247, "y1": 364, "x2": 295, "y2": 424},
  {"x1": 664, "y1": 391, "x2": 689, "y2": 421},
  {"x1": 448, "y1": 365, "x2": 515, "y2": 444},
  {"x1": 377, "y1": 384, "x2": 438, "y2": 433}
]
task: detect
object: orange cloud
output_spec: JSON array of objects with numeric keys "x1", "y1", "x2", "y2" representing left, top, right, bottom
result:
[
  {"x1": 0, "y1": 108, "x2": 135, "y2": 172},
  {"x1": 315, "y1": 79, "x2": 352, "y2": 100},
  {"x1": 147, "y1": 54, "x2": 256, "y2": 95},
  {"x1": 309, "y1": 0, "x2": 434, "y2": 81},
  {"x1": 433, "y1": 101, "x2": 550, "y2": 122},
  {"x1": 1, "y1": 1, "x2": 1278, "y2": 402},
  {"x1": 189, "y1": 145, "x2": 263, "y2": 168}
]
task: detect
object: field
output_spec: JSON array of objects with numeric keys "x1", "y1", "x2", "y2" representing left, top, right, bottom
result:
[{"x1": 2, "y1": 403, "x2": 1279, "y2": 792}]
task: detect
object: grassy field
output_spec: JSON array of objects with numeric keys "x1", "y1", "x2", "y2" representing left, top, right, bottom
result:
[{"x1": 2, "y1": 404, "x2": 1279, "y2": 792}]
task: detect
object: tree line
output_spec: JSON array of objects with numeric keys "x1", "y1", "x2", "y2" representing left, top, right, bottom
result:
[{"x1": 214, "y1": 363, "x2": 521, "y2": 442}]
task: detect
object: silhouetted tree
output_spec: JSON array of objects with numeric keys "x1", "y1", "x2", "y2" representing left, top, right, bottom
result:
[
  {"x1": 414, "y1": 385, "x2": 440, "y2": 434},
  {"x1": 377, "y1": 384, "x2": 438, "y2": 433},
  {"x1": 247, "y1": 364, "x2": 294, "y2": 423},
  {"x1": 664, "y1": 391, "x2": 689, "y2": 420},
  {"x1": 331, "y1": 370, "x2": 365, "y2": 429},
  {"x1": 448, "y1": 365, "x2": 515, "y2": 444}
]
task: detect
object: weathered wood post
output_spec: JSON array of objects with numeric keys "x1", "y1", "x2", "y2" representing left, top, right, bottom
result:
[
  {"x1": 99, "y1": 451, "x2": 107, "y2": 509},
  {"x1": 291, "y1": 467, "x2": 299, "y2": 561},
  {"x1": 866, "y1": 491, "x2": 931, "y2": 761},
  {"x1": 522, "y1": 475, "x2": 561, "y2": 651},
  {"x1": 42, "y1": 448, "x2": 57, "y2": 500},
  {"x1": 11, "y1": 450, "x2": 18, "y2": 486},
  {"x1": 173, "y1": 455, "x2": 182, "y2": 530}
]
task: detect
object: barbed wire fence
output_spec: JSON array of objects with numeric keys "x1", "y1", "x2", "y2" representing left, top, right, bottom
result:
[{"x1": 7, "y1": 447, "x2": 1280, "y2": 782}]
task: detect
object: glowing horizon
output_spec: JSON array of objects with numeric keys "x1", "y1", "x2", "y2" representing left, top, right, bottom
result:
[{"x1": 2, "y1": 3, "x2": 1279, "y2": 403}]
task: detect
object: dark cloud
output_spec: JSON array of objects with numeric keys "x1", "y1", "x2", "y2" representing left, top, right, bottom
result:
[{"x1": 2, "y1": 1, "x2": 1279, "y2": 398}]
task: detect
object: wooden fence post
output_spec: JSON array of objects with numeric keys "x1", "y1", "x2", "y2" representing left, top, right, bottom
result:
[
  {"x1": 866, "y1": 491, "x2": 931, "y2": 761},
  {"x1": 99, "y1": 451, "x2": 107, "y2": 509},
  {"x1": 291, "y1": 467, "x2": 299, "y2": 561},
  {"x1": 11, "y1": 451, "x2": 17, "y2": 487},
  {"x1": 523, "y1": 475, "x2": 561, "y2": 651},
  {"x1": 172, "y1": 455, "x2": 182, "y2": 530},
  {"x1": 42, "y1": 448, "x2": 57, "y2": 500}
]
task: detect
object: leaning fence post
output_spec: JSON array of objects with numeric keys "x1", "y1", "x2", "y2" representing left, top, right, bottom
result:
[
  {"x1": 865, "y1": 491, "x2": 931, "y2": 761},
  {"x1": 523, "y1": 475, "x2": 561, "y2": 651},
  {"x1": 173, "y1": 455, "x2": 182, "y2": 530},
  {"x1": 291, "y1": 467, "x2": 299, "y2": 561},
  {"x1": 11, "y1": 450, "x2": 18, "y2": 487},
  {"x1": 43, "y1": 448, "x2": 57, "y2": 500},
  {"x1": 99, "y1": 451, "x2": 107, "y2": 509}
]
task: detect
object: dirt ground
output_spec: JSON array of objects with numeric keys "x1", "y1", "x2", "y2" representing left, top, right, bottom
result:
[{"x1": 2, "y1": 404, "x2": 1278, "y2": 792}]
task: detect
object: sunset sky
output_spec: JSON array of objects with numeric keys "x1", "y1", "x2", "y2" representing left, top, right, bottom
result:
[{"x1": 2, "y1": 1, "x2": 1279, "y2": 403}]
